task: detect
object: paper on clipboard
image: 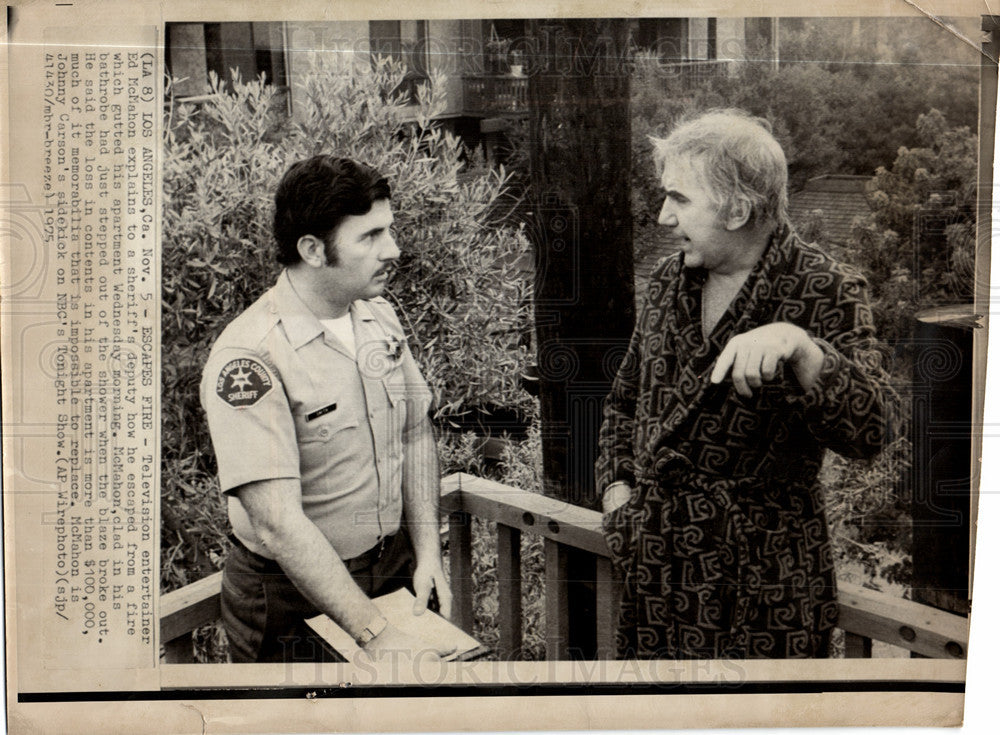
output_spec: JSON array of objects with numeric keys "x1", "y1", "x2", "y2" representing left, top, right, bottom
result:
[{"x1": 305, "y1": 588, "x2": 487, "y2": 662}]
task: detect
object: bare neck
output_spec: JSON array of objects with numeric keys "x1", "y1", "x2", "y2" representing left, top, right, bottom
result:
[
  {"x1": 286, "y1": 265, "x2": 351, "y2": 320},
  {"x1": 701, "y1": 225, "x2": 774, "y2": 336},
  {"x1": 713, "y1": 224, "x2": 772, "y2": 277}
]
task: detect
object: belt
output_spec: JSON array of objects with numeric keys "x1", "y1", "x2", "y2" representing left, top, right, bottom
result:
[
  {"x1": 341, "y1": 535, "x2": 392, "y2": 572},
  {"x1": 228, "y1": 533, "x2": 393, "y2": 573}
]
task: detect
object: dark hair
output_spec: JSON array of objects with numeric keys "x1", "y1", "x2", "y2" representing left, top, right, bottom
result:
[{"x1": 273, "y1": 155, "x2": 391, "y2": 265}]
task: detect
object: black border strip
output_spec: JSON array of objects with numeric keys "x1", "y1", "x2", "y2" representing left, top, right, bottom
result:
[{"x1": 19, "y1": 680, "x2": 965, "y2": 702}]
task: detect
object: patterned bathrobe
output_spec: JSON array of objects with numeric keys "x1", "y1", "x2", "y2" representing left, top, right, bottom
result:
[{"x1": 596, "y1": 225, "x2": 894, "y2": 659}]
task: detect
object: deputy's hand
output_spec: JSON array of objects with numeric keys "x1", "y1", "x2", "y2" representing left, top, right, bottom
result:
[
  {"x1": 711, "y1": 323, "x2": 824, "y2": 397},
  {"x1": 359, "y1": 622, "x2": 456, "y2": 663},
  {"x1": 412, "y1": 561, "x2": 453, "y2": 620}
]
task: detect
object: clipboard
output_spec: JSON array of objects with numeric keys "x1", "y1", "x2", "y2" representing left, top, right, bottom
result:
[{"x1": 305, "y1": 588, "x2": 490, "y2": 662}]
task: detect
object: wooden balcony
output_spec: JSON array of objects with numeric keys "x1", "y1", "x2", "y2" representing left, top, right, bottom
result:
[
  {"x1": 460, "y1": 60, "x2": 730, "y2": 118},
  {"x1": 663, "y1": 59, "x2": 731, "y2": 90},
  {"x1": 462, "y1": 75, "x2": 528, "y2": 116},
  {"x1": 162, "y1": 473, "x2": 969, "y2": 663}
]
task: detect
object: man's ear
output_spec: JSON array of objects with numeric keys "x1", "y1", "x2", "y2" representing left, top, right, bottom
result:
[
  {"x1": 724, "y1": 198, "x2": 752, "y2": 231},
  {"x1": 297, "y1": 234, "x2": 327, "y2": 267}
]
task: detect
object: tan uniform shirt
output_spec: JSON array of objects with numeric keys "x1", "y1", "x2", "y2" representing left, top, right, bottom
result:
[{"x1": 200, "y1": 270, "x2": 432, "y2": 560}]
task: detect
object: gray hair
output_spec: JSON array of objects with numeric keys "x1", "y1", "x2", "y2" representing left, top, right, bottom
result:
[{"x1": 651, "y1": 109, "x2": 789, "y2": 227}]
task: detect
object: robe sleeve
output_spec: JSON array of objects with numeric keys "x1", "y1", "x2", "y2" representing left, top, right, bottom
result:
[
  {"x1": 787, "y1": 271, "x2": 898, "y2": 460},
  {"x1": 596, "y1": 319, "x2": 643, "y2": 493}
]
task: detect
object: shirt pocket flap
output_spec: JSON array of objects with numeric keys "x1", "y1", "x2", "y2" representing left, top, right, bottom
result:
[
  {"x1": 295, "y1": 402, "x2": 359, "y2": 443},
  {"x1": 381, "y1": 369, "x2": 410, "y2": 408}
]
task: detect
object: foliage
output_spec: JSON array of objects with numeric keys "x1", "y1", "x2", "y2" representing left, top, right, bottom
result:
[
  {"x1": 161, "y1": 59, "x2": 534, "y2": 594},
  {"x1": 773, "y1": 17, "x2": 979, "y2": 178},
  {"x1": 821, "y1": 431, "x2": 913, "y2": 589},
  {"x1": 629, "y1": 23, "x2": 978, "y2": 264},
  {"x1": 844, "y1": 109, "x2": 977, "y2": 344}
]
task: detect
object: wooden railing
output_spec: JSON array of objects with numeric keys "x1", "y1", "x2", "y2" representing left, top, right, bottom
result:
[
  {"x1": 460, "y1": 60, "x2": 728, "y2": 117},
  {"x1": 161, "y1": 472, "x2": 969, "y2": 663},
  {"x1": 664, "y1": 59, "x2": 731, "y2": 90},
  {"x1": 462, "y1": 75, "x2": 528, "y2": 116}
]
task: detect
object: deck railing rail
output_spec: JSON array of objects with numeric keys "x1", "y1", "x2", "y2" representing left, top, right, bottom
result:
[
  {"x1": 462, "y1": 75, "x2": 529, "y2": 116},
  {"x1": 460, "y1": 60, "x2": 731, "y2": 117},
  {"x1": 161, "y1": 473, "x2": 969, "y2": 663}
]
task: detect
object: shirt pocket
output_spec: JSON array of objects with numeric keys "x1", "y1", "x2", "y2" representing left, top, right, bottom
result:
[
  {"x1": 379, "y1": 367, "x2": 408, "y2": 496},
  {"x1": 294, "y1": 400, "x2": 359, "y2": 445},
  {"x1": 293, "y1": 400, "x2": 363, "y2": 495},
  {"x1": 381, "y1": 364, "x2": 410, "y2": 432}
]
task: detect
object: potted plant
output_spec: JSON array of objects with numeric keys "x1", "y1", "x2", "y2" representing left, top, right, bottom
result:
[
  {"x1": 509, "y1": 49, "x2": 524, "y2": 77},
  {"x1": 485, "y1": 25, "x2": 512, "y2": 75}
]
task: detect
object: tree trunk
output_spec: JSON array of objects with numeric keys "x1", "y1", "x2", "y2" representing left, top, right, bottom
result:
[{"x1": 526, "y1": 18, "x2": 635, "y2": 509}]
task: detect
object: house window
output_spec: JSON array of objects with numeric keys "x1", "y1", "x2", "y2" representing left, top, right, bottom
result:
[
  {"x1": 634, "y1": 18, "x2": 686, "y2": 61},
  {"x1": 687, "y1": 18, "x2": 717, "y2": 61},
  {"x1": 632, "y1": 18, "x2": 717, "y2": 61},
  {"x1": 166, "y1": 22, "x2": 287, "y2": 98},
  {"x1": 369, "y1": 20, "x2": 429, "y2": 103}
]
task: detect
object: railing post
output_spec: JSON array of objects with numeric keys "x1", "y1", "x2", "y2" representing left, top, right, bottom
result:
[
  {"x1": 844, "y1": 631, "x2": 874, "y2": 658},
  {"x1": 595, "y1": 557, "x2": 620, "y2": 660},
  {"x1": 496, "y1": 524, "x2": 523, "y2": 660},
  {"x1": 544, "y1": 538, "x2": 570, "y2": 660},
  {"x1": 163, "y1": 632, "x2": 195, "y2": 664},
  {"x1": 449, "y1": 510, "x2": 475, "y2": 634}
]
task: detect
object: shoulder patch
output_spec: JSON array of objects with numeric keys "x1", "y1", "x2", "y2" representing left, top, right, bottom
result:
[{"x1": 215, "y1": 358, "x2": 274, "y2": 408}]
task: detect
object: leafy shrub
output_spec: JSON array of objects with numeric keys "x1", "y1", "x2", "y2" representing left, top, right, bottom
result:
[
  {"x1": 439, "y1": 408, "x2": 548, "y2": 661},
  {"x1": 845, "y1": 110, "x2": 977, "y2": 344},
  {"x1": 821, "y1": 432, "x2": 914, "y2": 588},
  {"x1": 162, "y1": 59, "x2": 534, "y2": 595}
]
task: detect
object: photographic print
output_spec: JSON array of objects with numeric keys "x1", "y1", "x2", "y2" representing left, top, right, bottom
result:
[{"x1": 3, "y1": 1, "x2": 993, "y2": 732}]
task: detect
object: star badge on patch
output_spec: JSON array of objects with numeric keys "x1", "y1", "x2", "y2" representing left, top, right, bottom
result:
[{"x1": 216, "y1": 358, "x2": 274, "y2": 407}]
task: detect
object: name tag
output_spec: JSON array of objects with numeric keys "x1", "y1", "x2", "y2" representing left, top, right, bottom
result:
[{"x1": 307, "y1": 402, "x2": 337, "y2": 421}]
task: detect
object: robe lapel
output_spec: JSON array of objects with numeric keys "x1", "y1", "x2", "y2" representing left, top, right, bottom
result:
[{"x1": 646, "y1": 226, "x2": 798, "y2": 462}]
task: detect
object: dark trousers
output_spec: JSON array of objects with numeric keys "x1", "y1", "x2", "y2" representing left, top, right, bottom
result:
[{"x1": 221, "y1": 531, "x2": 415, "y2": 663}]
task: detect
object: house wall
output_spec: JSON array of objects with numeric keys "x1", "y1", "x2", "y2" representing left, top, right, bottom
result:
[
  {"x1": 284, "y1": 20, "x2": 471, "y2": 121},
  {"x1": 427, "y1": 19, "x2": 467, "y2": 117},
  {"x1": 687, "y1": 18, "x2": 711, "y2": 59},
  {"x1": 715, "y1": 18, "x2": 748, "y2": 63},
  {"x1": 285, "y1": 21, "x2": 369, "y2": 120}
]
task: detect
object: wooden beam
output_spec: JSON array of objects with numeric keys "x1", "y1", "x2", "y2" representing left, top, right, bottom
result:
[
  {"x1": 544, "y1": 538, "x2": 570, "y2": 660},
  {"x1": 595, "y1": 557, "x2": 620, "y2": 660},
  {"x1": 496, "y1": 524, "x2": 523, "y2": 660},
  {"x1": 441, "y1": 474, "x2": 607, "y2": 556},
  {"x1": 440, "y1": 473, "x2": 464, "y2": 508},
  {"x1": 157, "y1": 477, "x2": 973, "y2": 662},
  {"x1": 449, "y1": 510, "x2": 475, "y2": 635},
  {"x1": 527, "y1": 18, "x2": 635, "y2": 511},
  {"x1": 160, "y1": 571, "x2": 223, "y2": 644},
  {"x1": 837, "y1": 581, "x2": 968, "y2": 659}
]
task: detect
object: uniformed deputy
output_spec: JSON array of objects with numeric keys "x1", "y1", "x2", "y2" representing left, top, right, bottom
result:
[{"x1": 201, "y1": 155, "x2": 453, "y2": 663}]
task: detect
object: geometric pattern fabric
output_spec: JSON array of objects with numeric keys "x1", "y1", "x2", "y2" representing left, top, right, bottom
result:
[{"x1": 598, "y1": 226, "x2": 894, "y2": 659}]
